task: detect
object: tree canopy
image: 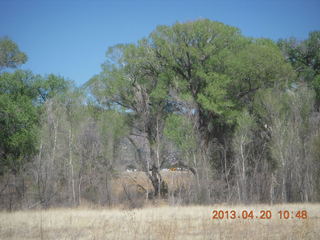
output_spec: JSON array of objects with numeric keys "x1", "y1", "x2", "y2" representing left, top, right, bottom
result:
[{"x1": 0, "y1": 37, "x2": 27, "y2": 71}]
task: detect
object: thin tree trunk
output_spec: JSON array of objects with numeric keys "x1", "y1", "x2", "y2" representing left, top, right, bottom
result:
[
  {"x1": 156, "y1": 117, "x2": 161, "y2": 199},
  {"x1": 270, "y1": 172, "x2": 274, "y2": 205},
  {"x1": 68, "y1": 128, "x2": 76, "y2": 206}
]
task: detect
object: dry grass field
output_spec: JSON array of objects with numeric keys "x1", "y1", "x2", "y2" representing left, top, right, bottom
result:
[{"x1": 0, "y1": 203, "x2": 319, "y2": 240}]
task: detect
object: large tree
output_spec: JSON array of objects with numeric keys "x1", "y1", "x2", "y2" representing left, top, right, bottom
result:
[
  {"x1": 150, "y1": 20, "x2": 294, "y2": 148},
  {"x1": 89, "y1": 19, "x2": 295, "y2": 201},
  {"x1": 88, "y1": 42, "x2": 171, "y2": 197}
]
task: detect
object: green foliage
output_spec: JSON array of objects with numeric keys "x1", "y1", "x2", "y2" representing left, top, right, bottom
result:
[
  {"x1": 98, "y1": 110, "x2": 129, "y2": 145},
  {"x1": 0, "y1": 72, "x2": 39, "y2": 174},
  {"x1": 150, "y1": 20, "x2": 293, "y2": 133},
  {"x1": 34, "y1": 74, "x2": 70, "y2": 103},
  {"x1": 197, "y1": 72, "x2": 237, "y2": 123},
  {"x1": 0, "y1": 37, "x2": 27, "y2": 70},
  {"x1": 88, "y1": 41, "x2": 166, "y2": 112},
  {"x1": 0, "y1": 70, "x2": 39, "y2": 99},
  {"x1": 227, "y1": 39, "x2": 294, "y2": 96},
  {"x1": 89, "y1": 20, "x2": 294, "y2": 140},
  {"x1": 164, "y1": 114, "x2": 196, "y2": 154},
  {"x1": 278, "y1": 31, "x2": 320, "y2": 101},
  {"x1": 0, "y1": 38, "x2": 71, "y2": 175},
  {"x1": 150, "y1": 19, "x2": 246, "y2": 97},
  {"x1": 312, "y1": 75, "x2": 320, "y2": 103},
  {"x1": 234, "y1": 110, "x2": 256, "y2": 138},
  {"x1": 278, "y1": 31, "x2": 320, "y2": 78},
  {"x1": 87, "y1": 40, "x2": 171, "y2": 152}
]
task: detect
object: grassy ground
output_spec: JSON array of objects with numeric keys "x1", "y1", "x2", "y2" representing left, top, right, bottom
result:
[{"x1": 0, "y1": 203, "x2": 319, "y2": 240}]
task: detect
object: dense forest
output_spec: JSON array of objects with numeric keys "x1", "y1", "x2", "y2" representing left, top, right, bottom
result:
[{"x1": 1, "y1": 19, "x2": 320, "y2": 210}]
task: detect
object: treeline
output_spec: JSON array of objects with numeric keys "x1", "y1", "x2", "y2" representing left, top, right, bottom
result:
[{"x1": 0, "y1": 20, "x2": 320, "y2": 210}]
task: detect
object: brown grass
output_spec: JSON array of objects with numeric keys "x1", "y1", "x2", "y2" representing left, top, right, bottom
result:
[{"x1": 0, "y1": 203, "x2": 319, "y2": 240}]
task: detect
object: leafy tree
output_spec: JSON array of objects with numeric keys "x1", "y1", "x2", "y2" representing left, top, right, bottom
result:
[
  {"x1": 34, "y1": 74, "x2": 70, "y2": 103},
  {"x1": 88, "y1": 42, "x2": 171, "y2": 197},
  {"x1": 151, "y1": 20, "x2": 293, "y2": 147},
  {"x1": 164, "y1": 114, "x2": 196, "y2": 155},
  {"x1": 278, "y1": 31, "x2": 320, "y2": 101},
  {"x1": 0, "y1": 38, "x2": 70, "y2": 176},
  {"x1": 0, "y1": 37, "x2": 27, "y2": 71},
  {"x1": 0, "y1": 71, "x2": 39, "y2": 174},
  {"x1": 0, "y1": 72, "x2": 71, "y2": 175},
  {"x1": 87, "y1": 19, "x2": 295, "y2": 201},
  {"x1": 150, "y1": 20, "x2": 245, "y2": 140},
  {"x1": 226, "y1": 39, "x2": 294, "y2": 109}
]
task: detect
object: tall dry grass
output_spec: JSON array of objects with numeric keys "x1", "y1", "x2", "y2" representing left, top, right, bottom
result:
[{"x1": 0, "y1": 203, "x2": 319, "y2": 239}]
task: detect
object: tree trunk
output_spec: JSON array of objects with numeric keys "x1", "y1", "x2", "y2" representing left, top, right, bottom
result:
[{"x1": 68, "y1": 128, "x2": 76, "y2": 206}]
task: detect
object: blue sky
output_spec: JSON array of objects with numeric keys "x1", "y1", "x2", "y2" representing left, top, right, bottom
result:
[{"x1": 1, "y1": 0, "x2": 319, "y2": 86}]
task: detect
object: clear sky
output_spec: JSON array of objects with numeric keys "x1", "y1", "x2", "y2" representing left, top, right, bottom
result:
[{"x1": 1, "y1": 0, "x2": 319, "y2": 86}]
